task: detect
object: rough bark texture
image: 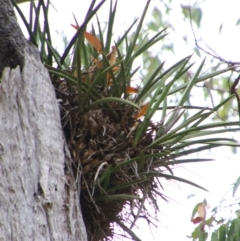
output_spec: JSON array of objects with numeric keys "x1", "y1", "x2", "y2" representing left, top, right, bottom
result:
[{"x1": 0, "y1": 1, "x2": 87, "y2": 240}]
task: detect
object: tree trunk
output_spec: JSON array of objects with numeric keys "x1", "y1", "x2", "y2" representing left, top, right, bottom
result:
[{"x1": 0, "y1": 1, "x2": 87, "y2": 240}]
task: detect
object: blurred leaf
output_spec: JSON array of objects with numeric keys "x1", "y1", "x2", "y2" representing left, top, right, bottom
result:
[
  {"x1": 232, "y1": 175, "x2": 240, "y2": 197},
  {"x1": 181, "y1": 4, "x2": 202, "y2": 28},
  {"x1": 191, "y1": 5, "x2": 202, "y2": 28},
  {"x1": 181, "y1": 5, "x2": 190, "y2": 19},
  {"x1": 218, "y1": 225, "x2": 226, "y2": 241},
  {"x1": 191, "y1": 202, "x2": 204, "y2": 220},
  {"x1": 187, "y1": 194, "x2": 196, "y2": 200},
  {"x1": 236, "y1": 18, "x2": 240, "y2": 26},
  {"x1": 235, "y1": 210, "x2": 240, "y2": 218},
  {"x1": 219, "y1": 23, "x2": 223, "y2": 34}
]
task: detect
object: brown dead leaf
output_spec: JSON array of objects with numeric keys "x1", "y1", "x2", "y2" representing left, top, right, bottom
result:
[
  {"x1": 135, "y1": 103, "x2": 149, "y2": 119},
  {"x1": 70, "y1": 24, "x2": 102, "y2": 52},
  {"x1": 127, "y1": 86, "x2": 139, "y2": 94},
  {"x1": 109, "y1": 46, "x2": 117, "y2": 65},
  {"x1": 191, "y1": 203, "x2": 207, "y2": 232},
  {"x1": 70, "y1": 24, "x2": 79, "y2": 31},
  {"x1": 84, "y1": 31, "x2": 102, "y2": 52}
]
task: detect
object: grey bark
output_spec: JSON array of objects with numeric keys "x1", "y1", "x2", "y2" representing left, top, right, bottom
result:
[{"x1": 0, "y1": 1, "x2": 87, "y2": 240}]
